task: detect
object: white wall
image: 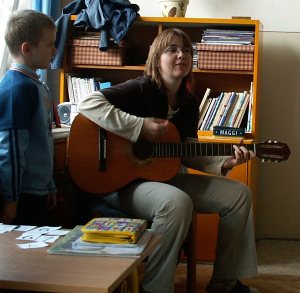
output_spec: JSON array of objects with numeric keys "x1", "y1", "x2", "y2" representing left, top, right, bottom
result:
[
  {"x1": 256, "y1": 32, "x2": 300, "y2": 238},
  {"x1": 131, "y1": 0, "x2": 300, "y2": 239},
  {"x1": 131, "y1": 0, "x2": 300, "y2": 32}
]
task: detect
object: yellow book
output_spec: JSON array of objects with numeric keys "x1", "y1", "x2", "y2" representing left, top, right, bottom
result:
[{"x1": 81, "y1": 218, "x2": 148, "y2": 244}]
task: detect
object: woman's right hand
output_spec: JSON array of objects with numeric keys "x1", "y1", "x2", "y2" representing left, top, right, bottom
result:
[{"x1": 140, "y1": 117, "x2": 169, "y2": 141}]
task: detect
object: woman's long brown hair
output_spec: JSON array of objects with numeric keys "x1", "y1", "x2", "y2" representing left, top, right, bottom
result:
[{"x1": 144, "y1": 28, "x2": 194, "y2": 89}]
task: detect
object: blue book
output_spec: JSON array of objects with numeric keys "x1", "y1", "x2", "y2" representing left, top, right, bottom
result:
[
  {"x1": 206, "y1": 92, "x2": 224, "y2": 130},
  {"x1": 227, "y1": 91, "x2": 246, "y2": 127},
  {"x1": 219, "y1": 92, "x2": 237, "y2": 126},
  {"x1": 100, "y1": 82, "x2": 112, "y2": 89}
]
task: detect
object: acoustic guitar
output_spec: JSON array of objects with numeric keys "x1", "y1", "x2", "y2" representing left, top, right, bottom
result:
[{"x1": 68, "y1": 114, "x2": 291, "y2": 194}]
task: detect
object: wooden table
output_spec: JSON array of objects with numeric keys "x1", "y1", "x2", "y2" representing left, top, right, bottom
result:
[{"x1": 0, "y1": 230, "x2": 160, "y2": 293}]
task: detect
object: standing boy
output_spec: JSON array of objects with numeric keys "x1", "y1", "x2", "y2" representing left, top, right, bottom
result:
[{"x1": 0, "y1": 9, "x2": 57, "y2": 225}]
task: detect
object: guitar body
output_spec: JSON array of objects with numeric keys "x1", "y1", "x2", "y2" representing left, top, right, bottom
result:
[{"x1": 68, "y1": 114, "x2": 181, "y2": 194}]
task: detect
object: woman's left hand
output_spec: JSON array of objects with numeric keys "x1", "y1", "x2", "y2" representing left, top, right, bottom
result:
[{"x1": 222, "y1": 145, "x2": 256, "y2": 173}]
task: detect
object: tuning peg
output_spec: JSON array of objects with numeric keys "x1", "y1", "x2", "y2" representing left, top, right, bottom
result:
[{"x1": 261, "y1": 159, "x2": 265, "y2": 163}]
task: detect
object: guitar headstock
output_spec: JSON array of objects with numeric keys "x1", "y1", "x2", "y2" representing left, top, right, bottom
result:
[{"x1": 256, "y1": 141, "x2": 291, "y2": 163}]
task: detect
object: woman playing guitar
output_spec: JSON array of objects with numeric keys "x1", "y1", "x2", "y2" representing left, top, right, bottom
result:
[{"x1": 77, "y1": 28, "x2": 259, "y2": 293}]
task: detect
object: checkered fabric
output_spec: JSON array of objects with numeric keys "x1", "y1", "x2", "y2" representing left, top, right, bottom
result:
[
  {"x1": 197, "y1": 43, "x2": 254, "y2": 71},
  {"x1": 68, "y1": 38, "x2": 125, "y2": 66}
]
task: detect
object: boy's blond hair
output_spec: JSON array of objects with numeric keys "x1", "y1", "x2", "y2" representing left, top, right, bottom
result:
[{"x1": 5, "y1": 9, "x2": 56, "y2": 57}]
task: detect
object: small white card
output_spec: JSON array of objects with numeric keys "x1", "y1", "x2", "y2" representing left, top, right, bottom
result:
[
  {"x1": 15, "y1": 225, "x2": 36, "y2": 232},
  {"x1": 16, "y1": 234, "x2": 41, "y2": 241},
  {"x1": 0, "y1": 224, "x2": 17, "y2": 233},
  {"x1": 46, "y1": 229, "x2": 69, "y2": 236},
  {"x1": 17, "y1": 242, "x2": 48, "y2": 249},
  {"x1": 36, "y1": 235, "x2": 60, "y2": 243},
  {"x1": 21, "y1": 226, "x2": 62, "y2": 237},
  {"x1": 14, "y1": 225, "x2": 66, "y2": 249}
]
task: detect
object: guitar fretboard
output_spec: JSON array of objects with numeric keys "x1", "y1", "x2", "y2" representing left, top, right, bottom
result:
[{"x1": 152, "y1": 142, "x2": 255, "y2": 157}]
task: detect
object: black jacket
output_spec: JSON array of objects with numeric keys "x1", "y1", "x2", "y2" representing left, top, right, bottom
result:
[{"x1": 101, "y1": 75, "x2": 200, "y2": 140}]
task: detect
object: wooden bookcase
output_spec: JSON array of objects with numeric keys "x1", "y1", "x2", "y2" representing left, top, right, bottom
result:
[{"x1": 59, "y1": 16, "x2": 262, "y2": 261}]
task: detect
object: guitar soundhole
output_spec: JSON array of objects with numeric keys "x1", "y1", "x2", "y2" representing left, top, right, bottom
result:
[{"x1": 132, "y1": 140, "x2": 153, "y2": 160}]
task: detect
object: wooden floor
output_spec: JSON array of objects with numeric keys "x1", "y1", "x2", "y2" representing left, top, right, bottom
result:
[
  {"x1": 1, "y1": 264, "x2": 300, "y2": 293},
  {"x1": 1, "y1": 262, "x2": 299, "y2": 292},
  {"x1": 174, "y1": 263, "x2": 300, "y2": 293}
]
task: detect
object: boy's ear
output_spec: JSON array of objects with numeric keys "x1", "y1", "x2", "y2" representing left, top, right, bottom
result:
[{"x1": 20, "y1": 42, "x2": 31, "y2": 56}]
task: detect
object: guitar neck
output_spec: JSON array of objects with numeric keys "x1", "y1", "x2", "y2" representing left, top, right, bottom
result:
[
  {"x1": 153, "y1": 142, "x2": 255, "y2": 157},
  {"x1": 151, "y1": 141, "x2": 255, "y2": 157}
]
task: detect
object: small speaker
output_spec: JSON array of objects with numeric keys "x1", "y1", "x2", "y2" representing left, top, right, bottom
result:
[
  {"x1": 57, "y1": 102, "x2": 72, "y2": 125},
  {"x1": 57, "y1": 102, "x2": 79, "y2": 125}
]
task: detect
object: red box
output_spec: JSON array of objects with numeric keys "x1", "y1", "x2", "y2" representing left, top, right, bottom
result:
[
  {"x1": 197, "y1": 43, "x2": 254, "y2": 71},
  {"x1": 68, "y1": 37, "x2": 126, "y2": 66}
]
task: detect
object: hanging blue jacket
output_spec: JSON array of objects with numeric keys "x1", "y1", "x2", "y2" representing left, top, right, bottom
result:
[{"x1": 51, "y1": 0, "x2": 139, "y2": 69}]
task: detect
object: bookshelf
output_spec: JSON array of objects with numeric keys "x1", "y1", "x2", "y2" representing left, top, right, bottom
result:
[{"x1": 59, "y1": 16, "x2": 262, "y2": 261}]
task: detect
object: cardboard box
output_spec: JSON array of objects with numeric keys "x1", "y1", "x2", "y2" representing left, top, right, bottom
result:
[
  {"x1": 197, "y1": 43, "x2": 254, "y2": 71},
  {"x1": 68, "y1": 37, "x2": 126, "y2": 66}
]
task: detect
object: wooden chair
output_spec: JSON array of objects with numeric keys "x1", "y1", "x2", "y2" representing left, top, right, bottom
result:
[
  {"x1": 184, "y1": 210, "x2": 197, "y2": 293},
  {"x1": 113, "y1": 216, "x2": 197, "y2": 293}
]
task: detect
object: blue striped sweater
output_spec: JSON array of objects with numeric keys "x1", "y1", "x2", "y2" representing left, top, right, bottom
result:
[{"x1": 0, "y1": 64, "x2": 56, "y2": 202}]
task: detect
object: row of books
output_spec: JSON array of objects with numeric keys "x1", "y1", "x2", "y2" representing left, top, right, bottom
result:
[
  {"x1": 198, "y1": 83, "x2": 253, "y2": 132},
  {"x1": 201, "y1": 28, "x2": 255, "y2": 45},
  {"x1": 66, "y1": 74, "x2": 111, "y2": 103}
]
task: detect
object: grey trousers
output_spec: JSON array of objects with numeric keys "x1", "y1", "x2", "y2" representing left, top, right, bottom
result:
[{"x1": 104, "y1": 173, "x2": 257, "y2": 293}]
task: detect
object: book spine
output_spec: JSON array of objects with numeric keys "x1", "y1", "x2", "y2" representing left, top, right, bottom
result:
[
  {"x1": 207, "y1": 92, "x2": 224, "y2": 130},
  {"x1": 198, "y1": 98, "x2": 211, "y2": 129},
  {"x1": 234, "y1": 93, "x2": 250, "y2": 128},
  {"x1": 204, "y1": 97, "x2": 219, "y2": 130},
  {"x1": 214, "y1": 92, "x2": 230, "y2": 126},
  {"x1": 246, "y1": 92, "x2": 253, "y2": 132},
  {"x1": 71, "y1": 76, "x2": 79, "y2": 103},
  {"x1": 228, "y1": 91, "x2": 247, "y2": 127},
  {"x1": 199, "y1": 88, "x2": 211, "y2": 113},
  {"x1": 200, "y1": 98, "x2": 216, "y2": 130},
  {"x1": 66, "y1": 74, "x2": 75, "y2": 103},
  {"x1": 219, "y1": 92, "x2": 236, "y2": 126}
]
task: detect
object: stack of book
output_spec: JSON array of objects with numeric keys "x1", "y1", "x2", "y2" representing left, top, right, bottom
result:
[
  {"x1": 81, "y1": 217, "x2": 148, "y2": 244},
  {"x1": 201, "y1": 29, "x2": 254, "y2": 45},
  {"x1": 197, "y1": 29, "x2": 255, "y2": 71},
  {"x1": 198, "y1": 83, "x2": 253, "y2": 132},
  {"x1": 48, "y1": 218, "x2": 151, "y2": 257}
]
